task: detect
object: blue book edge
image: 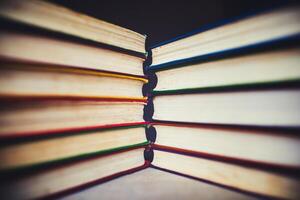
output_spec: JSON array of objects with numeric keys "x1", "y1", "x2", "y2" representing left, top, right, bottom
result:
[
  {"x1": 148, "y1": 33, "x2": 300, "y2": 71},
  {"x1": 147, "y1": 2, "x2": 299, "y2": 71}
]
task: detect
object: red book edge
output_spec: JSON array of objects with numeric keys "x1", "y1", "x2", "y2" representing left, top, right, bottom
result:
[
  {"x1": 0, "y1": 96, "x2": 147, "y2": 103},
  {"x1": 0, "y1": 121, "x2": 150, "y2": 140},
  {"x1": 150, "y1": 121, "x2": 299, "y2": 137}
]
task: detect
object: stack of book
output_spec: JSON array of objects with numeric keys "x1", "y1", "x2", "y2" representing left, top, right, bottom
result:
[
  {"x1": 1, "y1": 1, "x2": 300, "y2": 200},
  {"x1": 148, "y1": 5, "x2": 300, "y2": 200},
  {"x1": 0, "y1": 0, "x2": 150, "y2": 199}
]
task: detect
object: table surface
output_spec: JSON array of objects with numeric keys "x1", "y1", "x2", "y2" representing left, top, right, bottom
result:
[{"x1": 60, "y1": 167, "x2": 257, "y2": 200}]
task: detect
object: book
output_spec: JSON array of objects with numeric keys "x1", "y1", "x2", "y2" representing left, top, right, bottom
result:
[
  {"x1": 0, "y1": 0, "x2": 146, "y2": 54},
  {"x1": 0, "y1": 31, "x2": 145, "y2": 76},
  {"x1": 0, "y1": 148, "x2": 147, "y2": 200},
  {"x1": 150, "y1": 5, "x2": 300, "y2": 69},
  {"x1": 0, "y1": 100, "x2": 145, "y2": 138},
  {"x1": 153, "y1": 88, "x2": 300, "y2": 127},
  {"x1": 152, "y1": 123, "x2": 300, "y2": 168},
  {"x1": 154, "y1": 46, "x2": 300, "y2": 94},
  {"x1": 0, "y1": 125, "x2": 148, "y2": 171},
  {"x1": 0, "y1": 61, "x2": 147, "y2": 100},
  {"x1": 152, "y1": 149, "x2": 300, "y2": 199}
]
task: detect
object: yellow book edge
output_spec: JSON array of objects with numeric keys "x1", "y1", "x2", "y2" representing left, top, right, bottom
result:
[{"x1": 2, "y1": 63, "x2": 148, "y2": 83}]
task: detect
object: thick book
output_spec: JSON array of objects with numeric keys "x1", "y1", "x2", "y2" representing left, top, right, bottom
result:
[
  {"x1": 0, "y1": 148, "x2": 147, "y2": 200},
  {"x1": 154, "y1": 46, "x2": 300, "y2": 94},
  {"x1": 0, "y1": 125, "x2": 148, "y2": 171},
  {"x1": 153, "y1": 88, "x2": 300, "y2": 127},
  {"x1": 0, "y1": 61, "x2": 147, "y2": 100},
  {"x1": 152, "y1": 149, "x2": 300, "y2": 199},
  {"x1": 0, "y1": 0, "x2": 146, "y2": 54},
  {"x1": 0, "y1": 30, "x2": 145, "y2": 76},
  {"x1": 0, "y1": 99, "x2": 145, "y2": 138},
  {"x1": 152, "y1": 123, "x2": 300, "y2": 168},
  {"x1": 150, "y1": 5, "x2": 300, "y2": 69}
]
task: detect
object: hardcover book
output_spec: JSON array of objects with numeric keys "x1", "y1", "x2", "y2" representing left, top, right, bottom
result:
[
  {"x1": 152, "y1": 150, "x2": 300, "y2": 199},
  {"x1": 152, "y1": 123, "x2": 300, "y2": 168},
  {"x1": 0, "y1": 125, "x2": 148, "y2": 171},
  {"x1": 0, "y1": 100, "x2": 146, "y2": 138}
]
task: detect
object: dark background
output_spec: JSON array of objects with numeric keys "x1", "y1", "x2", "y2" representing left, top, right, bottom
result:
[{"x1": 50, "y1": 0, "x2": 287, "y2": 47}]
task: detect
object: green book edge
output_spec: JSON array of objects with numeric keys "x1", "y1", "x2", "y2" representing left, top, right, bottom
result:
[
  {"x1": 1, "y1": 141, "x2": 149, "y2": 174},
  {"x1": 153, "y1": 79, "x2": 300, "y2": 95}
]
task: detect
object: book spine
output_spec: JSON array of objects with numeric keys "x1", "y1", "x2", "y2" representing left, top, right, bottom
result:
[
  {"x1": 145, "y1": 125, "x2": 157, "y2": 144},
  {"x1": 143, "y1": 47, "x2": 156, "y2": 122},
  {"x1": 144, "y1": 146, "x2": 154, "y2": 163},
  {"x1": 142, "y1": 41, "x2": 156, "y2": 165}
]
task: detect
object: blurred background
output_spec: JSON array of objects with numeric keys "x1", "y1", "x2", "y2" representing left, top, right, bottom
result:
[{"x1": 50, "y1": 0, "x2": 288, "y2": 46}]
